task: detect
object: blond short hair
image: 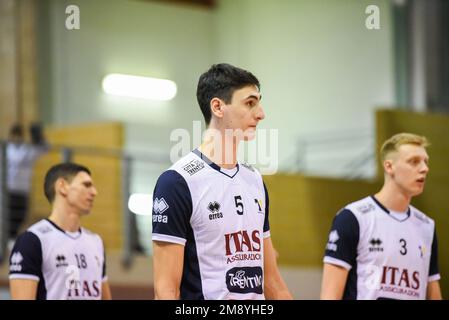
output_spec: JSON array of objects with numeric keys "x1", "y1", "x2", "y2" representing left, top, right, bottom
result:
[{"x1": 380, "y1": 133, "x2": 430, "y2": 161}]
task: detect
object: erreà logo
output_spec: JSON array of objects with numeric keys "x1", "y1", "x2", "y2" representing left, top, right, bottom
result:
[
  {"x1": 153, "y1": 198, "x2": 169, "y2": 214},
  {"x1": 10, "y1": 252, "x2": 23, "y2": 272},
  {"x1": 207, "y1": 201, "x2": 223, "y2": 220},
  {"x1": 369, "y1": 238, "x2": 383, "y2": 252},
  {"x1": 208, "y1": 201, "x2": 220, "y2": 213},
  {"x1": 326, "y1": 230, "x2": 339, "y2": 252},
  {"x1": 56, "y1": 255, "x2": 68, "y2": 268}
]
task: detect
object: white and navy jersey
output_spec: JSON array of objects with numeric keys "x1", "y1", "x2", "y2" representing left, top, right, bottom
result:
[
  {"x1": 152, "y1": 149, "x2": 270, "y2": 300},
  {"x1": 9, "y1": 219, "x2": 107, "y2": 300},
  {"x1": 323, "y1": 196, "x2": 440, "y2": 300}
]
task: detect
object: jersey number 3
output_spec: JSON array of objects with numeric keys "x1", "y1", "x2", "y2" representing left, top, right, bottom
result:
[{"x1": 399, "y1": 239, "x2": 407, "y2": 255}]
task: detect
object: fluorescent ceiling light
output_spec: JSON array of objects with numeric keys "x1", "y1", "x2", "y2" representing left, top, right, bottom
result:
[
  {"x1": 102, "y1": 73, "x2": 177, "y2": 101},
  {"x1": 128, "y1": 193, "x2": 153, "y2": 215}
]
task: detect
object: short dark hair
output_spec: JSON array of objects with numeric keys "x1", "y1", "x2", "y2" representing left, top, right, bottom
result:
[
  {"x1": 9, "y1": 123, "x2": 23, "y2": 137},
  {"x1": 196, "y1": 63, "x2": 260, "y2": 125},
  {"x1": 30, "y1": 122, "x2": 45, "y2": 145},
  {"x1": 44, "y1": 163, "x2": 91, "y2": 203}
]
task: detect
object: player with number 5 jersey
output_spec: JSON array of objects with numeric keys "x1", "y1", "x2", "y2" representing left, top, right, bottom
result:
[{"x1": 152, "y1": 64, "x2": 292, "y2": 300}]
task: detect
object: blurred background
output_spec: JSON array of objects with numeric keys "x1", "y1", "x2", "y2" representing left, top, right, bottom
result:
[{"x1": 0, "y1": 0, "x2": 448, "y2": 299}]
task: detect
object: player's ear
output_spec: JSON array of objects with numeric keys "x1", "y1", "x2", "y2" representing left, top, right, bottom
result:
[
  {"x1": 55, "y1": 177, "x2": 69, "y2": 197},
  {"x1": 210, "y1": 98, "x2": 224, "y2": 119},
  {"x1": 384, "y1": 159, "x2": 394, "y2": 175}
]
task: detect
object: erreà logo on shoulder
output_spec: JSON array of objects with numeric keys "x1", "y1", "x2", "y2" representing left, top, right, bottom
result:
[
  {"x1": 326, "y1": 230, "x2": 339, "y2": 252},
  {"x1": 153, "y1": 198, "x2": 169, "y2": 223},
  {"x1": 224, "y1": 230, "x2": 262, "y2": 264},
  {"x1": 10, "y1": 252, "x2": 23, "y2": 272}
]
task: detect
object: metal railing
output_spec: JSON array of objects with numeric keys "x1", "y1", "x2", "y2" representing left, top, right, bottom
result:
[
  {"x1": 294, "y1": 128, "x2": 376, "y2": 179},
  {"x1": 0, "y1": 141, "x2": 170, "y2": 267}
]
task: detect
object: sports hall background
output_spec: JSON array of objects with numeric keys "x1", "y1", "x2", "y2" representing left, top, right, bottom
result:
[{"x1": 0, "y1": 0, "x2": 448, "y2": 299}]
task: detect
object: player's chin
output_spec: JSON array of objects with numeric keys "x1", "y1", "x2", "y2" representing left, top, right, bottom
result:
[
  {"x1": 410, "y1": 186, "x2": 425, "y2": 196},
  {"x1": 242, "y1": 129, "x2": 256, "y2": 141},
  {"x1": 243, "y1": 135, "x2": 256, "y2": 141},
  {"x1": 80, "y1": 206, "x2": 93, "y2": 215}
]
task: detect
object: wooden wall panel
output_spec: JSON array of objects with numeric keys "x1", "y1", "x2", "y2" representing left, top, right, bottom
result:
[
  {"x1": 28, "y1": 122, "x2": 124, "y2": 250},
  {"x1": 264, "y1": 174, "x2": 379, "y2": 266}
]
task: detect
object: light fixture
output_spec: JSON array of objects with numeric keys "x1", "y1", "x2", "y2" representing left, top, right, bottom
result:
[
  {"x1": 128, "y1": 193, "x2": 153, "y2": 215},
  {"x1": 102, "y1": 73, "x2": 177, "y2": 101}
]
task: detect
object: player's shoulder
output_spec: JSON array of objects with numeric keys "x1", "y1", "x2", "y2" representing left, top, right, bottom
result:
[
  {"x1": 81, "y1": 227, "x2": 100, "y2": 237},
  {"x1": 12, "y1": 228, "x2": 43, "y2": 259},
  {"x1": 239, "y1": 161, "x2": 261, "y2": 176},
  {"x1": 409, "y1": 205, "x2": 435, "y2": 226},
  {"x1": 14, "y1": 229, "x2": 42, "y2": 248},
  {"x1": 81, "y1": 227, "x2": 104, "y2": 244},
  {"x1": 27, "y1": 219, "x2": 56, "y2": 238},
  {"x1": 166, "y1": 150, "x2": 207, "y2": 179},
  {"x1": 344, "y1": 196, "x2": 376, "y2": 217},
  {"x1": 238, "y1": 162, "x2": 264, "y2": 188},
  {"x1": 154, "y1": 154, "x2": 195, "y2": 197}
]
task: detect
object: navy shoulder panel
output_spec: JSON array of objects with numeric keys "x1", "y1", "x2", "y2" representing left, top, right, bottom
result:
[{"x1": 152, "y1": 170, "x2": 193, "y2": 241}]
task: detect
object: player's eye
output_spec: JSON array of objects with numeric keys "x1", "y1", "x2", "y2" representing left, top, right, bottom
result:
[{"x1": 246, "y1": 100, "x2": 256, "y2": 107}]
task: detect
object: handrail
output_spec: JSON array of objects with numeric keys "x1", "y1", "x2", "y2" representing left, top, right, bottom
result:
[
  {"x1": 44, "y1": 143, "x2": 171, "y2": 163},
  {"x1": 0, "y1": 140, "x2": 170, "y2": 268},
  {"x1": 295, "y1": 128, "x2": 375, "y2": 178}
]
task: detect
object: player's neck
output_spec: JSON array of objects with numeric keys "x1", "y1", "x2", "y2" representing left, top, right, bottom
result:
[
  {"x1": 199, "y1": 128, "x2": 239, "y2": 169},
  {"x1": 375, "y1": 183, "x2": 411, "y2": 213},
  {"x1": 49, "y1": 204, "x2": 81, "y2": 232}
]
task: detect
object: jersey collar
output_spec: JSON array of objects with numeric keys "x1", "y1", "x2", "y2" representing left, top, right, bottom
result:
[
  {"x1": 45, "y1": 218, "x2": 83, "y2": 239},
  {"x1": 192, "y1": 148, "x2": 239, "y2": 178},
  {"x1": 370, "y1": 195, "x2": 411, "y2": 222}
]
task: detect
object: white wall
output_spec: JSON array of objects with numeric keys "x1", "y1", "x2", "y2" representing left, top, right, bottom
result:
[
  {"x1": 46, "y1": 0, "x2": 213, "y2": 157},
  {"x1": 215, "y1": 0, "x2": 396, "y2": 176}
]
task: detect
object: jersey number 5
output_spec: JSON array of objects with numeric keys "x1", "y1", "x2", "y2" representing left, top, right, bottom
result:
[{"x1": 234, "y1": 195, "x2": 244, "y2": 215}]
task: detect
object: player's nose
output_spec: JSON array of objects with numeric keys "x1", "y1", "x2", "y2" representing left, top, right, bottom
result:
[
  {"x1": 420, "y1": 162, "x2": 429, "y2": 174},
  {"x1": 256, "y1": 104, "x2": 265, "y2": 121}
]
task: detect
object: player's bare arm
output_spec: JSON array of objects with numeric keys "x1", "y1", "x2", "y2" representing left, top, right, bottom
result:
[
  {"x1": 101, "y1": 281, "x2": 112, "y2": 300},
  {"x1": 427, "y1": 281, "x2": 442, "y2": 300},
  {"x1": 153, "y1": 241, "x2": 184, "y2": 300},
  {"x1": 263, "y1": 237, "x2": 293, "y2": 299},
  {"x1": 10, "y1": 279, "x2": 38, "y2": 300},
  {"x1": 320, "y1": 263, "x2": 349, "y2": 300}
]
